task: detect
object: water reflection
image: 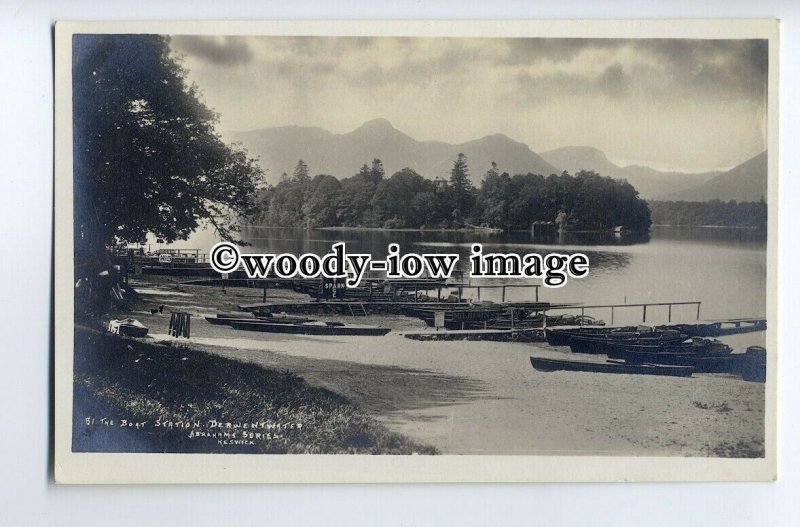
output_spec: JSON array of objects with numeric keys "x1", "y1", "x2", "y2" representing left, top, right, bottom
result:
[
  {"x1": 650, "y1": 225, "x2": 766, "y2": 249},
  {"x1": 162, "y1": 224, "x2": 766, "y2": 322},
  {"x1": 526, "y1": 229, "x2": 651, "y2": 247},
  {"x1": 237, "y1": 227, "x2": 639, "y2": 277}
]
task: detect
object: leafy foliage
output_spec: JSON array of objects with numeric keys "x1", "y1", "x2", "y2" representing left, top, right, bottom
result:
[
  {"x1": 444, "y1": 153, "x2": 476, "y2": 226},
  {"x1": 72, "y1": 34, "x2": 263, "y2": 269},
  {"x1": 251, "y1": 156, "x2": 652, "y2": 231}
]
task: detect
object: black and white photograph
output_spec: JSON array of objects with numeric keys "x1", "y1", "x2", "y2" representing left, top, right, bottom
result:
[{"x1": 54, "y1": 20, "x2": 778, "y2": 483}]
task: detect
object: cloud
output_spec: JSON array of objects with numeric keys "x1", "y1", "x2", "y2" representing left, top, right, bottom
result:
[
  {"x1": 503, "y1": 38, "x2": 621, "y2": 64},
  {"x1": 171, "y1": 36, "x2": 253, "y2": 66},
  {"x1": 501, "y1": 38, "x2": 767, "y2": 102},
  {"x1": 638, "y1": 39, "x2": 768, "y2": 100},
  {"x1": 169, "y1": 35, "x2": 768, "y2": 171}
]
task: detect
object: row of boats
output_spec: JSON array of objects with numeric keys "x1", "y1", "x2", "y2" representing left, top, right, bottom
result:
[
  {"x1": 532, "y1": 325, "x2": 766, "y2": 380},
  {"x1": 205, "y1": 313, "x2": 392, "y2": 336},
  {"x1": 202, "y1": 308, "x2": 766, "y2": 381}
]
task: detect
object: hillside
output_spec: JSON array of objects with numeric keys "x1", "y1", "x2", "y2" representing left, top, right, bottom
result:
[
  {"x1": 540, "y1": 146, "x2": 721, "y2": 200},
  {"x1": 666, "y1": 151, "x2": 768, "y2": 203},
  {"x1": 229, "y1": 119, "x2": 759, "y2": 201},
  {"x1": 227, "y1": 118, "x2": 559, "y2": 185}
]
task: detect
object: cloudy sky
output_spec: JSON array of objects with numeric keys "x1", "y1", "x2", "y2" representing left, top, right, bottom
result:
[{"x1": 170, "y1": 36, "x2": 767, "y2": 172}]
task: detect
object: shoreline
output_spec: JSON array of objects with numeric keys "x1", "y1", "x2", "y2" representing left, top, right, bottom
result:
[
  {"x1": 72, "y1": 275, "x2": 768, "y2": 458},
  {"x1": 651, "y1": 224, "x2": 766, "y2": 230},
  {"x1": 73, "y1": 323, "x2": 437, "y2": 455}
]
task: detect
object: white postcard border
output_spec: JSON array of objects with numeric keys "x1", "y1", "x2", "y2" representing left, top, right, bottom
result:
[{"x1": 54, "y1": 18, "x2": 779, "y2": 484}]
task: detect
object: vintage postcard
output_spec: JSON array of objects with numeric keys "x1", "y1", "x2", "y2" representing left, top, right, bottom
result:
[{"x1": 54, "y1": 20, "x2": 778, "y2": 483}]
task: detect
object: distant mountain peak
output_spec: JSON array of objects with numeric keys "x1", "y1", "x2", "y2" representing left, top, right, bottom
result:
[
  {"x1": 478, "y1": 133, "x2": 516, "y2": 144},
  {"x1": 666, "y1": 150, "x2": 767, "y2": 203},
  {"x1": 228, "y1": 120, "x2": 559, "y2": 185},
  {"x1": 543, "y1": 145, "x2": 610, "y2": 162},
  {"x1": 355, "y1": 118, "x2": 396, "y2": 132}
]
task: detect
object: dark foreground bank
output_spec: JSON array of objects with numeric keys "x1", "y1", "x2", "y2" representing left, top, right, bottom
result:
[{"x1": 72, "y1": 325, "x2": 436, "y2": 454}]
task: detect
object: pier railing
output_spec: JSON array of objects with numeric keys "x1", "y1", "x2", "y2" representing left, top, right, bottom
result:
[
  {"x1": 446, "y1": 283, "x2": 542, "y2": 303},
  {"x1": 541, "y1": 301, "x2": 702, "y2": 324}
]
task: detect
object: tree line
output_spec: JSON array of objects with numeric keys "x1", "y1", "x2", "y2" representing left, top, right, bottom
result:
[
  {"x1": 648, "y1": 200, "x2": 767, "y2": 227},
  {"x1": 251, "y1": 155, "x2": 653, "y2": 232}
]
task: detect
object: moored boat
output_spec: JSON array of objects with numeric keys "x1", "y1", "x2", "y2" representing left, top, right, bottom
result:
[
  {"x1": 606, "y1": 338, "x2": 732, "y2": 358},
  {"x1": 656, "y1": 319, "x2": 767, "y2": 338},
  {"x1": 205, "y1": 315, "x2": 252, "y2": 325},
  {"x1": 206, "y1": 313, "x2": 316, "y2": 326},
  {"x1": 545, "y1": 326, "x2": 634, "y2": 346},
  {"x1": 606, "y1": 350, "x2": 741, "y2": 373},
  {"x1": 567, "y1": 330, "x2": 687, "y2": 354},
  {"x1": 403, "y1": 328, "x2": 541, "y2": 342},
  {"x1": 529, "y1": 356, "x2": 694, "y2": 377},
  {"x1": 229, "y1": 320, "x2": 391, "y2": 336}
]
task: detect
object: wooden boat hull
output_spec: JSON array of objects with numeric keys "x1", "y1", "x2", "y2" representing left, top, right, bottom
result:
[
  {"x1": 545, "y1": 326, "x2": 643, "y2": 346},
  {"x1": 607, "y1": 350, "x2": 742, "y2": 373},
  {"x1": 206, "y1": 316, "x2": 230, "y2": 326},
  {"x1": 404, "y1": 328, "x2": 541, "y2": 342},
  {"x1": 206, "y1": 314, "x2": 316, "y2": 326},
  {"x1": 229, "y1": 320, "x2": 391, "y2": 336},
  {"x1": 606, "y1": 339, "x2": 732, "y2": 357},
  {"x1": 568, "y1": 333, "x2": 687, "y2": 355},
  {"x1": 529, "y1": 357, "x2": 694, "y2": 377},
  {"x1": 118, "y1": 325, "x2": 149, "y2": 338},
  {"x1": 658, "y1": 319, "x2": 767, "y2": 338}
]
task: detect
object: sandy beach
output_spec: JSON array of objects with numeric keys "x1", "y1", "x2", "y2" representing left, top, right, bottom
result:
[{"x1": 124, "y1": 278, "x2": 766, "y2": 457}]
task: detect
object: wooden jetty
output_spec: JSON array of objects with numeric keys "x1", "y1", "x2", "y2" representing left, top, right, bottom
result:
[
  {"x1": 545, "y1": 318, "x2": 766, "y2": 347},
  {"x1": 403, "y1": 305, "x2": 507, "y2": 329},
  {"x1": 540, "y1": 301, "x2": 704, "y2": 324},
  {"x1": 657, "y1": 318, "x2": 766, "y2": 337},
  {"x1": 238, "y1": 300, "x2": 572, "y2": 327},
  {"x1": 238, "y1": 300, "x2": 478, "y2": 317}
]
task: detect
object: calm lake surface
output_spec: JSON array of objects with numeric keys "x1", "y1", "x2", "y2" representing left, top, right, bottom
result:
[{"x1": 163, "y1": 225, "x2": 767, "y2": 326}]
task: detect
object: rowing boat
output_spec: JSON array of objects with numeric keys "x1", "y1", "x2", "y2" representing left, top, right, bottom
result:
[
  {"x1": 229, "y1": 320, "x2": 391, "y2": 336},
  {"x1": 610, "y1": 352, "x2": 742, "y2": 373},
  {"x1": 529, "y1": 356, "x2": 694, "y2": 377},
  {"x1": 205, "y1": 313, "x2": 316, "y2": 326},
  {"x1": 403, "y1": 328, "x2": 541, "y2": 341},
  {"x1": 567, "y1": 330, "x2": 687, "y2": 354},
  {"x1": 606, "y1": 338, "x2": 732, "y2": 357}
]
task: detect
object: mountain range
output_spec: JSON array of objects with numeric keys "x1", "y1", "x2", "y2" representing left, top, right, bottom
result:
[
  {"x1": 665, "y1": 151, "x2": 767, "y2": 202},
  {"x1": 539, "y1": 147, "x2": 724, "y2": 201},
  {"x1": 227, "y1": 118, "x2": 767, "y2": 202}
]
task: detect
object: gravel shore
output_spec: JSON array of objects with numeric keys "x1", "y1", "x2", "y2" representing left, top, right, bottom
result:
[{"x1": 127, "y1": 278, "x2": 766, "y2": 457}]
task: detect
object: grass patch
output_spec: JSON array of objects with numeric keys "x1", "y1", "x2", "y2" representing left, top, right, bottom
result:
[{"x1": 72, "y1": 326, "x2": 436, "y2": 454}]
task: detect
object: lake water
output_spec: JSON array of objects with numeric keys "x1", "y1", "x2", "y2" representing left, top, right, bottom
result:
[{"x1": 160, "y1": 225, "x2": 767, "y2": 326}]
